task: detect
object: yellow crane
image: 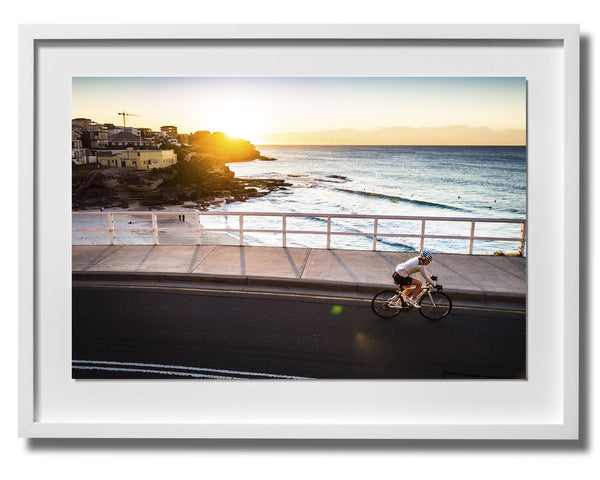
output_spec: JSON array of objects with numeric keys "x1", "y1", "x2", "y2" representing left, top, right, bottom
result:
[{"x1": 117, "y1": 111, "x2": 140, "y2": 127}]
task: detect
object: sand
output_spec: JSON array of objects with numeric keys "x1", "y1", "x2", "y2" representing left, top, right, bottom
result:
[{"x1": 72, "y1": 206, "x2": 245, "y2": 246}]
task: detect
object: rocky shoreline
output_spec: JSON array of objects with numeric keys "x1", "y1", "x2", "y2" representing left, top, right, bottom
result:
[{"x1": 72, "y1": 155, "x2": 291, "y2": 211}]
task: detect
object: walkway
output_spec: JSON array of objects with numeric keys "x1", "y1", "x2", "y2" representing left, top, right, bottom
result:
[{"x1": 72, "y1": 245, "x2": 526, "y2": 305}]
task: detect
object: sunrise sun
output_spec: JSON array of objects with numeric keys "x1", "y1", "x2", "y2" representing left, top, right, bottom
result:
[{"x1": 208, "y1": 104, "x2": 265, "y2": 144}]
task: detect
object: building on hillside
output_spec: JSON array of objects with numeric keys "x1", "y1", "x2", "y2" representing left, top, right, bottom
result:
[
  {"x1": 138, "y1": 127, "x2": 152, "y2": 138},
  {"x1": 160, "y1": 125, "x2": 178, "y2": 138},
  {"x1": 72, "y1": 128, "x2": 94, "y2": 164},
  {"x1": 107, "y1": 131, "x2": 152, "y2": 148},
  {"x1": 80, "y1": 128, "x2": 108, "y2": 150},
  {"x1": 97, "y1": 149, "x2": 177, "y2": 170},
  {"x1": 72, "y1": 118, "x2": 93, "y2": 129}
]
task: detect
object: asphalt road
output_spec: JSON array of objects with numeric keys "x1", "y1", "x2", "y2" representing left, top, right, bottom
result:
[{"x1": 72, "y1": 282, "x2": 526, "y2": 379}]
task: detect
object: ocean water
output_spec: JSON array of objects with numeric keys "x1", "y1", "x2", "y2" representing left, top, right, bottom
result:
[{"x1": 209, "y1": 145, "x2": 527, "y2": 254}]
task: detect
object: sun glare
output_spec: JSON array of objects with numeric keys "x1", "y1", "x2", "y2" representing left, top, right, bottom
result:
[{"x1": 208, "y1": 105, "x2": 265, "y2": 144}]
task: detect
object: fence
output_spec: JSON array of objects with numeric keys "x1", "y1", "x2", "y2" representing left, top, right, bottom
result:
[{"x1": 72, "y1": 211, "x2": 526, "y2": 255}]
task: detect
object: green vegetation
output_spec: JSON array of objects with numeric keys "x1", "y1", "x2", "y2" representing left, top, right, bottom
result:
[{"x1": 159, "y1": 155, "x2": 234, "y2": 188}]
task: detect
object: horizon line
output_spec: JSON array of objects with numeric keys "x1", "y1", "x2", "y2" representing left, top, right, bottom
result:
[{"x1": 254, "y1": 144, "x2": 527, "y2": 147}]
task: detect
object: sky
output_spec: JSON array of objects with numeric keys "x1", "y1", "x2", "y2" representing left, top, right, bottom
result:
[{"x1": 72, "y1": 77, "x2": 526, "y2": 145}]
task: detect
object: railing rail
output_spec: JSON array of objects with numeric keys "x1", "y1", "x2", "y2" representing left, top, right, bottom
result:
[{"x1": 72, "y1": 211, "x2": 527, "y2": 255}]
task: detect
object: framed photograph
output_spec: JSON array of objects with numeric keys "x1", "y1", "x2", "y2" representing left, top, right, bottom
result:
[{"x1": 19, "y1": 24, "x2": 579, "y2": 439}]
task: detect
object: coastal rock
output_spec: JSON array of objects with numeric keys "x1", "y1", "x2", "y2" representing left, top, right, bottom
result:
[{"x1": 72, "y1": 157, "x2": 290, "y2": 211}]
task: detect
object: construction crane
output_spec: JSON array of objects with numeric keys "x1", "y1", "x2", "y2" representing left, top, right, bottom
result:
[{"x1": 117, "y1": 111, "x2": 140, "y2": 127}]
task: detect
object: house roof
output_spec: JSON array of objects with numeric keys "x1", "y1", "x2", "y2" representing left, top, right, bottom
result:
[{"x1": 107, "y1": 131, "x2": 145, "y2": 142}]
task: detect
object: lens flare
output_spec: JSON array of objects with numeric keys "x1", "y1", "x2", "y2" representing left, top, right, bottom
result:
[{"x1": 331, "y1": 305, "x2": 344, "y2": 315}]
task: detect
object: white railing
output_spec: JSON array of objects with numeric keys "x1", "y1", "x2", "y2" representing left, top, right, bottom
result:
[{"x1": 72, "y1": 211, "x2": 526, "y2": 255}]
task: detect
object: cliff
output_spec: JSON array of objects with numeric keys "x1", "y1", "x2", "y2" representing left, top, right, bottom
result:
[{"x1": 72, "y1": 153, "x2": 288, "y2": 210}]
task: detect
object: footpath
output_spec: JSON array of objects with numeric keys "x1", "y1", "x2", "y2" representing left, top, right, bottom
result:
[{"x1": 72, "y1": 244, "x2": 526, "y2": 308}]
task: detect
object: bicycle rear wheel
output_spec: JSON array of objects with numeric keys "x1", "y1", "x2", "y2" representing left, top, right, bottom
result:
[
  {"x1": 371, "y1": 290, "x2": 403, "y2": 319},
  {"x1": 419, "y1": 291, "x2": 452, "y2": 320}
]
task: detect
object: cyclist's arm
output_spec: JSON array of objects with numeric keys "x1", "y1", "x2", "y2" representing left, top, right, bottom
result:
[{"x1": 419, "y1": 266, "x2": 436, "y2": 285}]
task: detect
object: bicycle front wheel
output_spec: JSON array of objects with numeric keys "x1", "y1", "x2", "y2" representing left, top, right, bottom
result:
[
  {"x1": 371, "y1": 290, "x2": 402, "y2": 319},
  {"x1": 419, "y1": 291, "x2": 452, "y2": 320}
]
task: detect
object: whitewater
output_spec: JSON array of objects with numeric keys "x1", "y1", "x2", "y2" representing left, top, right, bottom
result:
[{"x1": 212, "y1": 145, "x2": 527, "y2": 255}]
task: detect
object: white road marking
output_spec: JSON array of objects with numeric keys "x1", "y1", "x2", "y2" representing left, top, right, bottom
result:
[
  {"x1": 73, "y1": 360, "x2": 313, "y2": 379},
  {"x1": 73, "y1": 366, "x2": 236, "y2": 379}
]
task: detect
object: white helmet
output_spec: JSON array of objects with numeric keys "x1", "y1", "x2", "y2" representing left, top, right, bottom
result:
[{"x1": 420, "y1": 250, "x2": 433, "y2": 262}]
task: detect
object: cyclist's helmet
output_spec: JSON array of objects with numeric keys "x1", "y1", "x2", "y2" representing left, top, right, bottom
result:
[{"x1": 420, "y1": 249, "x2": 433, "y2": 262}]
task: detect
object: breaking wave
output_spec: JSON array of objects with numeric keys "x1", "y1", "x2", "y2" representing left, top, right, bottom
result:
[{"x1": 333, "y1": 188, "x2": 467, "y2": 212}]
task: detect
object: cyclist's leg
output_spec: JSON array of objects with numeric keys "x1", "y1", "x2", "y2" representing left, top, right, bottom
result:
[
  {"x1": 393, "y1": 272, "x2": 412, "y2": 299},
  {"x1": 409, "y1": 278, "x2": 422, "y2": 302},
  {"x1": 400, "y1": 284, "x2": 414, "y2": 299}
]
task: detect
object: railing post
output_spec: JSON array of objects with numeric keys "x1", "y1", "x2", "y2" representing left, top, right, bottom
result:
[
  {"x1": 419, "y1": 219, "x2": 426, "y2": 252},
  {"x1": 372, "y1": 217, "x2": 378, "y2": 251},
  {"x1": 282, "y1": 215, "x2": 287, "y2": 247},
  {"x1": 108, "y1": 213, "x2": 115, "y2": 245},
  {"x1": 239, "y1": 214, "x2": 244, "y2": 246},
  {"x1": 195, "y1": 213, "x2": 201, "y2": 245},
  {"x1": 468, "y1": 220, "x2": 476, "y2": 255},
  {"x1": 518, "y1": 221, "x2": 526, "y2": 256},
  {"x1": 152, "y1": 213, "x2": 158, "y2": 245},
  {"x1": 326, "y1": 216, "x2": 331, "y2": 249}
]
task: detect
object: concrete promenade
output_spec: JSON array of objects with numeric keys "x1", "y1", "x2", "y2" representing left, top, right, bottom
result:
[{"x1": 72, "y1": 245, "x2": 526, "y2": 306}]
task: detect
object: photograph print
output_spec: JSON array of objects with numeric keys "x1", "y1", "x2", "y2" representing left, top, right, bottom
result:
[{"x1": 72, "y1": 77, "x2": 526, "y2": 380}]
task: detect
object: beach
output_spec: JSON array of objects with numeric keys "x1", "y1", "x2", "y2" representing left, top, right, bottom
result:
[{"x1": 72, "y1": 205, "x2": 246, "y2": 246}]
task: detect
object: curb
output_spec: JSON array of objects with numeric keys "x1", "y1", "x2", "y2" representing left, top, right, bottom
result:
[{"x1": 72, "y1": 270, "x2": 526, "y2": 306}]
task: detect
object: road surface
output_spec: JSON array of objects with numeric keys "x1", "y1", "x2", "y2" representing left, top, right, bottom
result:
[{"x1": 72, "y1": 282, "x2": 526, "y2": 379}]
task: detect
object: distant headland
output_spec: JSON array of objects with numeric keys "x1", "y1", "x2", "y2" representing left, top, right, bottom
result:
[{"x1": 72, "y1": 125, "x2": 283, "y2": 211}]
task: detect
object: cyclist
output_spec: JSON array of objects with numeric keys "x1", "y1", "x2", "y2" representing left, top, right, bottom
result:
[{"x1": 391, "y1": 249, "x2": 437, "y2": 308}]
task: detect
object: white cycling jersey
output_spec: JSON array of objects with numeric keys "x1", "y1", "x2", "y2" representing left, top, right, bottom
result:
[{"x1": 395, "y1": 256, "x2": 436, "y2": 285}]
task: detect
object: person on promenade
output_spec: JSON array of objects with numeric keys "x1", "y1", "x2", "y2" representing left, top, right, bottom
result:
[{"x1": 391, "y1": 250, "x2": 437, "y2": 308}]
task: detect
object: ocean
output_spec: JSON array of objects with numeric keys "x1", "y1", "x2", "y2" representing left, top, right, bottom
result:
[
  {"x1": 72, "y1": 145, "x2": 527, "y2": 254},
  {"x1": 212, "y1": 145, "x2": 527, "y2": 255}
]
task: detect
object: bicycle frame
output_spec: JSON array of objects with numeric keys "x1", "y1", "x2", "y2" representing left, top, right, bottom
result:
[{"x1": 394, "y1": 283, "x2": 438, "y2": 308}]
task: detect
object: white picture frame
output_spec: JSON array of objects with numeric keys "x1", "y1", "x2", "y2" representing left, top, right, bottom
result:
[{"x1": 19, "y1": 24, "x2": 579, "y2": 439}]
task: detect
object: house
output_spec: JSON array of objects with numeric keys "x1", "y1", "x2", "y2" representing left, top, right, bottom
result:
[
  {"x1": 160, "y1": 125, "x2": 178, "y2": 138},
  {"x1": 107, "y1": 131, "x2": 151, "y2": 148},
  {"x1": 72, "y1": 118, "x2": 93, "y2": 129},
  {"x1": 72, "y1": 128, "x2": 94, "y2": 164},
  {"x1": 138, "y1": 127, "x2": 152, "y2": 138},
  {"x1": 97, "y1": 149, "x2": 177, "y2": 170}
]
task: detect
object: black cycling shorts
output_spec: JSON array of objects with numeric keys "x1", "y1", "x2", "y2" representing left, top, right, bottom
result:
[{"x1": 392, "y1": 271, "x2": 413, "y2": 286}]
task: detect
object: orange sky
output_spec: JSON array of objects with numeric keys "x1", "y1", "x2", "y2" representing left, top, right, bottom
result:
[{"x1": 73, "y1": 77, "x2": 526, "y2": 145}]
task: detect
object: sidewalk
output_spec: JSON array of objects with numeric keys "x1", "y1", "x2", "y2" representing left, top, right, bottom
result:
[{"x1": 72, "y1": 245, "x2": 526, "y2": 305}]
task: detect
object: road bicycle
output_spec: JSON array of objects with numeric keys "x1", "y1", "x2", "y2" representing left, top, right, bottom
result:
[{"x1": 371, "y1": 282, "x2": 452, "y2": 320}]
